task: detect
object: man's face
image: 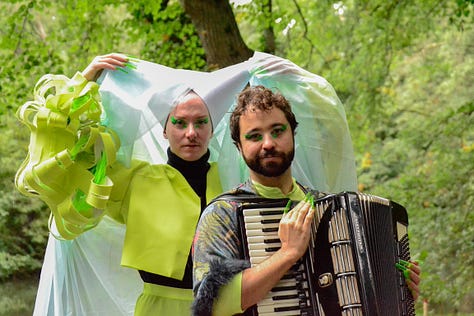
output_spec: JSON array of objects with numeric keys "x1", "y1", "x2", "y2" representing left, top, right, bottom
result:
[
  {"x1": 164, "y1": 92, "x2": 213, "y2": 161},
  {"x1": 238, "y1": 106, "x2": 294, "y2": 177}
]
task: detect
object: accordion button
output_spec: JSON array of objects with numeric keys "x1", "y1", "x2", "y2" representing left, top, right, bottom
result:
[{"x1": 318, "y1": 273, "x2": 333, "y2": 287}]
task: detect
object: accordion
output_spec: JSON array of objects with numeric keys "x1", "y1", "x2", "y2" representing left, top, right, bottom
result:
[{"x1": 236, "y1": 191, "x2": 415, "y2": 316}]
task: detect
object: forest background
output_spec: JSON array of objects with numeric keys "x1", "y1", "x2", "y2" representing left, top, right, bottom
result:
[{"x1": 0, "y1": 0, "x2": 472, "y2": 315}]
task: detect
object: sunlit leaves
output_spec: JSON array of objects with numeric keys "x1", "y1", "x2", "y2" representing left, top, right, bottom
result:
[{"x1": 124, "y1": 1, "x2": 206, "y2": 69}]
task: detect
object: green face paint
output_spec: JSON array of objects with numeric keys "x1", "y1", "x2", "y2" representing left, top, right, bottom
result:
[
  {"x1": 244, "y1": 133, "x2": 263, "y2": 141},
  {"x1": 244, "y1": 124, "x2": 288, "y2": 142},
  {"x1": 170, "y1": 116, "x2": 187, "y2": 128},
  {"x1": 171, "y1": 116, "x2": 210, "y2": 129},
  {"x1": 194, "y1": 117, "x2": 209, "y2": 128},
  {"x1": 271, "y1": 124, "x2": 288, "y2": 139}
]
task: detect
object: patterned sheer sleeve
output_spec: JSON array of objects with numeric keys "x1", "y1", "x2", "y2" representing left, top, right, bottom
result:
[{"x1": 192, "y1": 199, "x2": 250, "y2": 315}]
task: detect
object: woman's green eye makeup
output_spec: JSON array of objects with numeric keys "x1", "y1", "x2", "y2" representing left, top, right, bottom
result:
[
  {"x1": 195, "y1": 118, "x2": 209, "y2": 127},
  {"x1": 170, "y1": 116, "x2": 209, "y2": 129},
  {"x1": 170, "y1": 116, "x2": 187, "y2": 128}
]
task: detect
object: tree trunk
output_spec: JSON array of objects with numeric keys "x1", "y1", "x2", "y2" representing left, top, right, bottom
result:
[
  {"x1": 180, "y1": 0, "x2": 254, "y2": 70},
  {"x1": 261, "y1": 0, "x2": 275, "y2": 54}
]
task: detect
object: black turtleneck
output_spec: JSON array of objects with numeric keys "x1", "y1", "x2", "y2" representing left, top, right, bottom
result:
[
  {"x1": 139, "y1": 148, "x2": 211, "y2": 289},
  {"x1": 166, "y1": 147, "x2": 210, "y2": 210}
]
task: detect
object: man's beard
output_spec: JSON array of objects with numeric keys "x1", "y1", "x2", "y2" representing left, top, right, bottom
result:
[{"x1": 243, "y1": 148, "x2": 294, "y2": 177}]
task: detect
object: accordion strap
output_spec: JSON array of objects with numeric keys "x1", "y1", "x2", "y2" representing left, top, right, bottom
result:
[
  {"x1": 210, "y1": 181, "x2": 320, "y2": 205},
  {"x1": 210, "y1": 192, "x2": 286, "y2": 204}
]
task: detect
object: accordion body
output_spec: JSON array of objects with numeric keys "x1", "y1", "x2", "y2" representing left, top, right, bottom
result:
[{"x1": 236, "y1": 191, "x2": 415, "y2": 316}]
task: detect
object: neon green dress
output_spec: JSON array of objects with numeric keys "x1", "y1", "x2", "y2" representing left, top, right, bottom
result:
[{"x1": 107, "y1": 159, "x2": 222, "y2": 315}]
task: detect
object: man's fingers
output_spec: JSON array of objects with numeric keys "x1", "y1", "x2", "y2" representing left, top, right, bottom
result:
[
  {"x1": 295, "y1": 202, "x2": 312, "y2": 225},
  {"x1": 284, "y1": 200, "x2": 313, "y2": 225},
  {"x1": 284, "y1": 200, "x2": 304, "y2": 221},
  {"x1": 406, "y1": 278, "x2": 419, "y2": 300},
  {"x1": 409, "y1": 261, "x2": 421, "y2": 276}
]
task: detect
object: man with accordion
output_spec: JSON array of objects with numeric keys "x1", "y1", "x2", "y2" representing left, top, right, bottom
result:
[{"x1": 192, "y1": 85, "x2": 421, "y2": 316}]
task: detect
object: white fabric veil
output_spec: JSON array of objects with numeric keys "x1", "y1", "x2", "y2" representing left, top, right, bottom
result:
[{"x1": 33, "y1": 52, "x2": 357, "y2": 315}]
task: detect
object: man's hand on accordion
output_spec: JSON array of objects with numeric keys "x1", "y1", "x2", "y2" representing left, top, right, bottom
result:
[
  {"x1": 278, "y1": 198, "x2": 315, "y2": 262},
  {"x1": 397, "y1": 259, "x2": 421, "y2": 300},
  {"x1": 406, "y1": 261, "x2": 421, "y2": 300}
]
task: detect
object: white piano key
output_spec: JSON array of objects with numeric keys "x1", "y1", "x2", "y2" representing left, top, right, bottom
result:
[
  {"x1": 258, "y1": 298, "x2": 303, "y2": 309},
  {"x1": 245, "y1": 222, "x2": 280, "y2": 230},
  {"x1": 243, "y1": 207, "x2": 284, "y2": 217},
  {"x1": 250, "y1": 256, "x2": 268, "y2": 264},
  {"x1": 243, "y1": 214, "x2": 283, "y2": 223},
  {"x1": 247, "y1": 235, "x2": 281, "y2": 244},
  {"x1": 249, "y1": 249, "x2": 273, "y2": 257},
  {"x1": 245, "y1": 229, "x2": 279, "y2": 237},
  {"x1": 260, "y1": 290, "x2": 300, "y2": 305},
  {"x1": 271, "y1": 278, "x2": 301, "y2": 288},
  {"x1": 248, "y1": 242, "x2": 281, "y2": 251},
  {"x1": 257, "y1": 299, "x2": 303, "y2": 314}
]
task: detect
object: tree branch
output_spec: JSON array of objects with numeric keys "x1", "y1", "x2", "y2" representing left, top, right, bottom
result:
[
  {"x1": 14, "y1": 1, "x2": 35, "y2": 56},
  {"x1": 290, "y1": 0, "x2": 326, "y2": 68}
]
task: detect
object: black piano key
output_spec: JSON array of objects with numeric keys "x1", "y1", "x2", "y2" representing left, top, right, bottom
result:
[
  {"x1": 299, "y1": 300, "x2": 308, "y2": 308},
  {"x1": 261, "y1": 219, "x2": 280, "y2": 224},
  {"x1": 274, "y1": 305, "x2": 301, "y2": 312},
  {"x1": 282, "y1": 271, "x2": 305, "y2": 281},
  {"x1": 280, "y1": 274, "x2": 294, "y2": 280},
  {"x1": 265, "y1": 246, "x2": 281, "y2": 252},
  {"x1": 272, "y1": 285, "x2": 298, "y2": 292},
  {"x1": 262, "y1": 227, "x2": 278, "y2": 232},
  {"x1": 272, "y1": 294, "x2": 299, "y2": 301},
  {"x1": 259, "y1": 210, "x2": 284, "y2": 215},
  {"x1": 299, "y1": 293, "x2": 308, "y2": 300},
  {"x1": 264, "y1": 238, "x2": 280, "y2": 243}
]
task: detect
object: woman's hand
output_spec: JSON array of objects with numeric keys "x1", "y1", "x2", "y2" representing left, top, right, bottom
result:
[{"x1": 82, "y1": 53, "x2": 129, "y2": 81}]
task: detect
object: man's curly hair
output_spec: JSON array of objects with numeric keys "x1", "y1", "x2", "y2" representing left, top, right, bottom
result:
[{"x1": 230, "y1": 85, "x2": 298, "y2": 147}]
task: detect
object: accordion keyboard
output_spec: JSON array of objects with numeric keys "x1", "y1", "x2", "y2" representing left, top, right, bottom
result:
[
  {"x1": 243, "y1": 206, "x2": 316, "y2": 316},
  {"x1": 238, "y1": 192, "x2": 414, "y2": 316}
]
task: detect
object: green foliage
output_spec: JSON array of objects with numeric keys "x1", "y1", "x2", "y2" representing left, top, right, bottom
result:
[
  {"x1": 236, "y1": 0, "x2": 474, "y2": 124},
  {"x1": 125, "y1": 1, "x2": 206, "y2": 69},
  {"x1": 356, "y1": 27, "x2": 474, "y2": 311},
  {"x1": 0, "y1": 277, "x2": 37, "y2": 316},
  {"x1": 0, "y1": 116, "x2": 48, "y2": 280},
  {"x1": 451, "y1": 0, "x2": 474, "y2": 30}
]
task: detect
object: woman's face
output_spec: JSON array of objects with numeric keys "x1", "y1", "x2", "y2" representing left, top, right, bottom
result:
[{"x1": 163, "y1": 92, "x2": 213, "y2": 161}]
